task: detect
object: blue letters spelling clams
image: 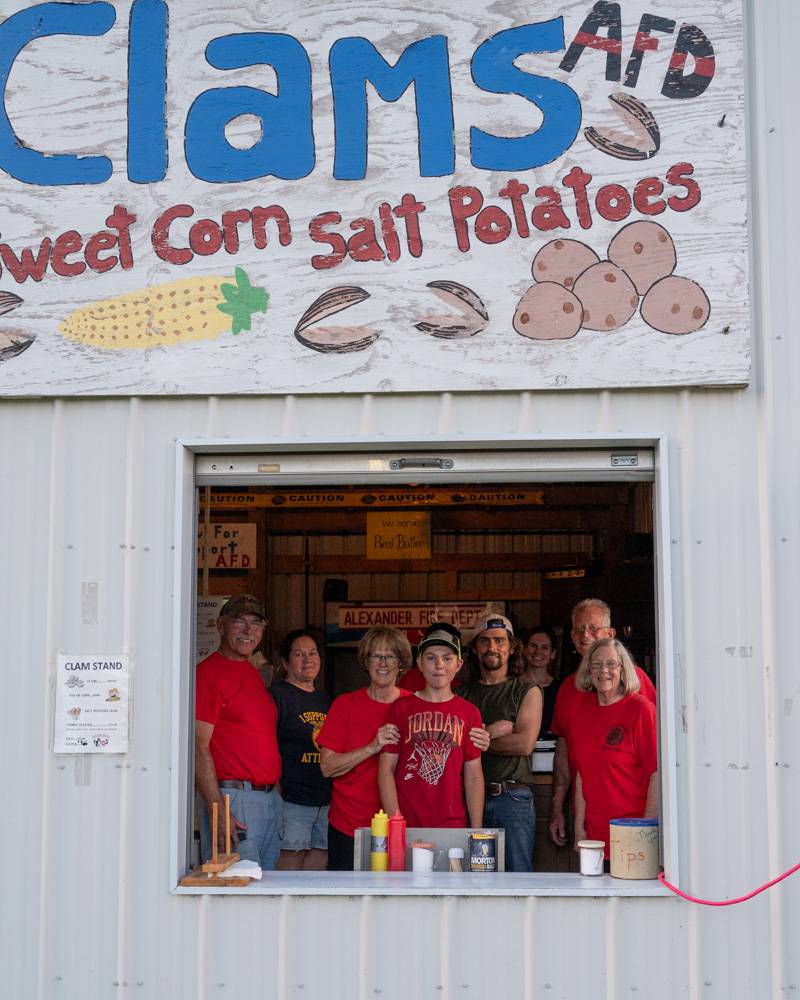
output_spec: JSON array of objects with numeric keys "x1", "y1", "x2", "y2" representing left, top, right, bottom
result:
[{"x1": 0, "y1": 0, "x2": 584, "y2": 185}]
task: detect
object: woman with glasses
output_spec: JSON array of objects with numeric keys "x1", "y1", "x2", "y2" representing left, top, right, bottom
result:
[
  {"x1": 272, "y1": 629, "x2": 332, "y2": 871},
  {"x1": 571, "y1": 637, "x2": 658, "y2": 866},
  {"x1": 317, "y1": 627, "x2": 413, "y2": 870},
  {"x1": 518, "y1": 625, "x2": 561, "y2": 734}
]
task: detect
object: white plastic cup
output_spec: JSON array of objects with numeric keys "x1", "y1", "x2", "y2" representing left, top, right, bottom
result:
[
  {"x1": 578, "y1": 839, "x2": 605, "y2": 876},
  {"x1": 412, "y1": 843, "x2": 437, "y2": 872}
]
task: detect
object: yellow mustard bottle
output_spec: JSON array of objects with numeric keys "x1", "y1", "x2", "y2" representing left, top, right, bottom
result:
[{"x1": 370, "y1": 809, "x2": 389, "y2": 871}]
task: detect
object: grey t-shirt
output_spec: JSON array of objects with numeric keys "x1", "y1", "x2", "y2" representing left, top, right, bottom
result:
[{"x1": 460, "y1": 676, "x2": 537, "y2": 785}]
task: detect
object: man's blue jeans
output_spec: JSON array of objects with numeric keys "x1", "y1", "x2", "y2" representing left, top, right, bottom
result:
[
  {"x1": 483, "y1": 785, "x2": 535, "y2": 872},
  {"x1": 200, "y1": 784, "x2": 283, "y2": 870}
]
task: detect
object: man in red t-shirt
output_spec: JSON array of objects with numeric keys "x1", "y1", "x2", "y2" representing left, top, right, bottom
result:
[
  {"x1": 548, "y1": 598, "x2": 657, "y2": 847},
  {"x1": 195, "y1": 594, "x2": 282, "y2": 868},
  {"x1": 379, "y1": 626, "x2": 484, "y2": 828}
]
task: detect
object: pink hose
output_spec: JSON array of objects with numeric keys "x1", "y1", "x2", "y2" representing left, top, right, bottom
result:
[{"x1": 658, "y1": 862, "x2": 800, "y2": 905}]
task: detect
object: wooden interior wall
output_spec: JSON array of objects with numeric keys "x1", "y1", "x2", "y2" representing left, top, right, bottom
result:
[
  {"x1": 268, "y1": 534, "x2": 595, "y2": 632},
  {"x1": 197, "y1": 482, "x2": 655, "y2": 665}
]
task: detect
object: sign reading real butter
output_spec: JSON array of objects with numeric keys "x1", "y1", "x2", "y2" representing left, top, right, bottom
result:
[
  {"x1": 0, "y1": 0, "x2": 747, "y2": 396},
  {"x1": 366, "y1": 511, "x2": 432, "y2": 560}
]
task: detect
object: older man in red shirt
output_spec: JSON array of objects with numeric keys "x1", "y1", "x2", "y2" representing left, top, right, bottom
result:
[
  {"x1": 548, "y1": 598, "x2": 656, "y2": 848},
  {"x1": 195, "y1": 595, "x2": 282, "y2": 868}
]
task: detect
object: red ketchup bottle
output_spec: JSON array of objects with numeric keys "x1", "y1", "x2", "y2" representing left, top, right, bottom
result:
[{"x1": 388, "y1": 811, "x2": 407, "y2": 871}]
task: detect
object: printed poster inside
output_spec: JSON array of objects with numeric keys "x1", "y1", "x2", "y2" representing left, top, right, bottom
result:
[{"x1": 196, "y1": 595, "x2": 228, "y2": 662}]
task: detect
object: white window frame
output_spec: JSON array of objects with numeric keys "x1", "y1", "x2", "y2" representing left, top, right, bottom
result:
[{"x1": 170, "y1": 432, "x2": 677, "y2": 897}]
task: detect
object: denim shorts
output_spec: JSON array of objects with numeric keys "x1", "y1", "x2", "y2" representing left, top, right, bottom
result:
[{"x1": 282, "y1": 800, "x2": 329, "y2": 851}]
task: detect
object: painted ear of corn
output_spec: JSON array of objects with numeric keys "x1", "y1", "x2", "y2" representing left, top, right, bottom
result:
[{"x1": 58, "y1": 267, "x2": 268, "y2": 348}]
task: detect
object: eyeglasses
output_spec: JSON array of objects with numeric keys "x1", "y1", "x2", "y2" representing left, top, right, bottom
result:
[
  {"x1": 368, "y1": 654, "x2": 400, "y2": 665},
  {"x1": 589, "y1": 659, "x2": 622, "y2": 672},
  {"x1": 574, "y1": 624, "x2": 608, "y2": 636}
]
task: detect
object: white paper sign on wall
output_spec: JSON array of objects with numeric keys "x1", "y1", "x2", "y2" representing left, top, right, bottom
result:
[{"x1": 54, "y1": 653, "x2": 130, "y2": 753}]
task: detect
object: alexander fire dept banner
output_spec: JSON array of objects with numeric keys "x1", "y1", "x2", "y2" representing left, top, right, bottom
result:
[{"x1": 0, "y1": 0, "x2": 747, "y2": 394}]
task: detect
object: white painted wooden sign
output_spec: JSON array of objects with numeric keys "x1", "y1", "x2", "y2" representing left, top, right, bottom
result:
[{"x1": 0, "y1": 0, "x2": 747, "y2": 394}]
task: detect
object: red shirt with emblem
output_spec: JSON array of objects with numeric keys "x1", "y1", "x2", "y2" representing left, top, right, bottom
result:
[
  {"x1": 551, "y1": 666, "x2": 656, "y2": 775},
  {"x1": 570, "y1": 692, "x2": 657, "y2": 856}
]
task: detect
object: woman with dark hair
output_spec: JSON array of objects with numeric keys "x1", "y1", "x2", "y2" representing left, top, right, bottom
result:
[
  {"x1": 571, "y1": 637, "x2": 658, "y2": 862},
  {"x1": 518, "y1": 625, "x2": 561, "y2": 733},
  {"x1": 271, "y1": 629, "x2": 332, "y2": 871},
  {"x1": 316, "y1": 627, "x2": 413, "y2": 871}
]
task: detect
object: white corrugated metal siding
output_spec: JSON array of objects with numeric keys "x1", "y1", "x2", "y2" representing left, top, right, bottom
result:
[{"x1": 2, "y1": 0, "x2": 799, "y2": 996}]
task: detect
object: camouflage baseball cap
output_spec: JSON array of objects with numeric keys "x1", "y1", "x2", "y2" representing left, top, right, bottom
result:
[{"x1": 218, "y1": 594, "x2": 267, "y2": 621}]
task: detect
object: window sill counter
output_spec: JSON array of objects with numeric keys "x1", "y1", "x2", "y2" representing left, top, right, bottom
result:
[{"x1": 174, "y1": 871, "x2": 673, "y2": 897}]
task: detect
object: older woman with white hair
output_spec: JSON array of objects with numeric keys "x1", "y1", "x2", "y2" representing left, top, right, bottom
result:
[{"x1": 571, "y1": 638, "x2": 658, "y2": 863}]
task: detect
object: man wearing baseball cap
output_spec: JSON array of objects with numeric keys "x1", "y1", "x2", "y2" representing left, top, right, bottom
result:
[
  {"x1": 195, "y1": 594, "x2": 283, "y2": 869},
  {"x1": 460, "y1": 614, "x2": 543, "y2": 872}
]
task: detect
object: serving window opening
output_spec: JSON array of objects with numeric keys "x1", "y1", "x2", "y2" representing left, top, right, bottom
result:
[{"x1": 190, "y1": 452, "x2": 658, "y2": 877}]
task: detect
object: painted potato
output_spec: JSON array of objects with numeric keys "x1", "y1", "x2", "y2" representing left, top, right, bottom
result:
[
  {"x1": 608, "y1": 221, "x2": 677, "y2": 296},
  {"x1": 572, "y1": 262, "x2": 639, "y2": 331},
  {"x1": 513, "y1": 282, "x2": 582, "y2": 340},
  {"x1": 531, "y1": 239, "x2": 599, "y2": 289},
  {"x1": 640, "y1": 275, "x2": 710, "y2": 334}
]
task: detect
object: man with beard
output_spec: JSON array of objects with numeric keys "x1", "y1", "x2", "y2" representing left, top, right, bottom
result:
[{"x1": 460, "y1": 615, "x2": 543, "y2": 872}]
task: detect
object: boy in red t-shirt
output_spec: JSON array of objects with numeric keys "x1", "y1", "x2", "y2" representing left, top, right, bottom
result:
[{"x1": 379, "y1": 625, "x2": 485, "y2": 828}]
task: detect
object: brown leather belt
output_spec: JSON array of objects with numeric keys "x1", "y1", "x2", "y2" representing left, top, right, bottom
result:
[
  {"x1": 219, "y1": 779, "x2": 275, "y2": 793},
  {"x1": 485, "y1": 781, "x2": 531, "y2": 796}
]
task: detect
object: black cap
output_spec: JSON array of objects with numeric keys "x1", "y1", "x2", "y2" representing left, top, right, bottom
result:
[{"x1": 418, "y1": 621, "x2": 461, "y2": 657}]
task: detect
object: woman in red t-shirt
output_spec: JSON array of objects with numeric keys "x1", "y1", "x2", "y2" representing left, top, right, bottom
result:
[
  {"x1": 571, "y1": 638, "x2": 658, "y2": 861},
  {"x1": 317, "y1": 628, "x2": 413, "y2": 871}
]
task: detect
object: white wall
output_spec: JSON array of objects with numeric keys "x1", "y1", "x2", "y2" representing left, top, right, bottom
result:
[{"x1": 2, "y1": 0, "x2": 799, "y2": 996}]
